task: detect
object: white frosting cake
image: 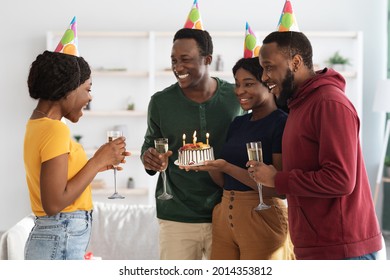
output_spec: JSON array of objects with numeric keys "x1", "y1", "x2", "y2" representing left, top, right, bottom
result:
[{"x1": 177, "y1": 143, "x2": 214, "y2": 166}]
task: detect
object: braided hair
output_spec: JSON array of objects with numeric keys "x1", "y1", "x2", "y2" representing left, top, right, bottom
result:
[{"x1": 28, "y1": 51, "x2": 91, "y2": 101}]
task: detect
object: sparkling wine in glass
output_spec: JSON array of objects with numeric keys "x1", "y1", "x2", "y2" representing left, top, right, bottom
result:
[
  {"x1": 246, "y1": 141, "x2": 270, "y2": 211},
  {"x1": 107, "y1": 130, "x2": 125, "y2": 199},
  {"x1": 155, "y1": 138, "x2": 173, "y2": 200}
]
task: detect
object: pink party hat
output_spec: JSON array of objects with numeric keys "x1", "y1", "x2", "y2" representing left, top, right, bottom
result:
[
  {"x1": 184, "y1": 0, "x2": 204, "y2": 30},
  {"x1": 277, "y1": 0, "x2": 299, "y2": 32},
  {"x1": 243, "y1": 22, "x2": 260, "y2": 58},
  {"x1": 54, "y1": 16, "x2": 79, "y2": 56}
]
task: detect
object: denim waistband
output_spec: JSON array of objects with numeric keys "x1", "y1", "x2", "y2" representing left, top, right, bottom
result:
[{"x1": 37, "y1": 210, "x2": 93, "y2": 221}]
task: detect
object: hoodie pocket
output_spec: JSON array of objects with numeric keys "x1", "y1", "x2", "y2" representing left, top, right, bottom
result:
[{"x1": 289, "y1": 206, "x2": 318, "y2": 246}]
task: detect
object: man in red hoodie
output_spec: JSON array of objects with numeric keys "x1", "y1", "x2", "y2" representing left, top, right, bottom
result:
[{"x1": 248, "y1": 31, "x2": 382, "y2": 260}]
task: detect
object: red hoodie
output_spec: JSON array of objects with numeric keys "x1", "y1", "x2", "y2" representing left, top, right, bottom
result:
[{"x1": 275, "y1": 68, "x2": 382, "y2": 259}]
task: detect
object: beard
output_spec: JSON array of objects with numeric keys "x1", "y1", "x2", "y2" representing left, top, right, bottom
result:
[{"x1": 275, "y1": 68, "x2": 295, "y2": 108}]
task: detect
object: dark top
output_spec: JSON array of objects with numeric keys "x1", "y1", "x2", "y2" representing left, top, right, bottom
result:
[{"x1": 221, "y1": 109, "x2": 288, "y2": 191}]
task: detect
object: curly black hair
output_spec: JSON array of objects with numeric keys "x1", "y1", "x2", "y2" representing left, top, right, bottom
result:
[
  {"x1": 232, "y1": 57, "x2": 263, "y2": 82},
  {"x1": 262, "y1": 31, "x2": 313, "y2": 70},
  {"x1": 173, "y1": 28, "x2": 213, "y2": 56},
  {"x1": 27, "y1": 51, "x2": 91, "y2": 101}
]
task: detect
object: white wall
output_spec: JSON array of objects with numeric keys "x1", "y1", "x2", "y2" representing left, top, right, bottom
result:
[{"x1": 0, "y1": 0, "x2": 387, "y2": 231}]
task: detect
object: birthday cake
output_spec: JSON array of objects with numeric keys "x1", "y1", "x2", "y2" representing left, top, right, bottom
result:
[{"x1": 177, "y1": 142, "x2": 214, "y2": 166}]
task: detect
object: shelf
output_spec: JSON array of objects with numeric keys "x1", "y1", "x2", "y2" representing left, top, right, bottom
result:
[
  {"x1": 92, "y1": 70, "x2": 149, "y2": 77},
  {"x1": 49, "y1": 31, "x2": 150, "y2": 38},
  {"x1": 85, "y1": 148, "x2": 141, "y2": 157},
  {"x1": 182, "y1": 31, "x2": 361, "y2": 39},
  {"x1": 79, "y1": 31, "x2": 149, "y2": 38},
  {"x1": 82, "y1": 110, "x2": 147, "y2": 117},
  {"x1": 155, "y1": 70, "x2": 233, "y2": 78},
  {"x1": 383, "y1": 177, "x2": 390, "y2": 183},
  {"x1": 156, "y1": 70, "x2": 356, "y2": 79},
  {"x1": 47, "y1": 30, "x2": 362, "y2": 204},
  {"x1": 92, "y1": 188, "x2": 148, "y2": 196},
  {"x1": 155, "y1": 70, "x2": 173, "y2": 77},
  {"x1": 92, "y1": 187, "x2": 150, "y2": 205}
]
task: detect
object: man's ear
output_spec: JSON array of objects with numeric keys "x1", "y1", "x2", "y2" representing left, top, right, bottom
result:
[
  {"x1": 292, "y1": 54, "x2": 303, "y2": 71},
  {"x1": 204, "y1": 55, "x2": 212, "y2": 66}
]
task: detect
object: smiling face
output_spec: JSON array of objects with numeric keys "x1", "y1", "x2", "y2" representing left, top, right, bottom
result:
[
  {"x1": 234, "y1": 68, "x2": 272, "y2": 112},
  {"x1": 62, "y1": 78, "x2": 92, "y2": 123},
  {"x1": 259, "y1": 42, "x2": 296, "y2": 108},
  {"x1": 171, "y1": 38, "x2": 211, "y2": 89}
]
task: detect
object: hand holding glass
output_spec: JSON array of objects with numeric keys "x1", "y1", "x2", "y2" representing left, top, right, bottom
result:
[
  {"x1": 246, "y1": 142, "x2": 270, "y2": 210},
  {"x1": 107, "y1": 130, "x2": 125, "y2": 199},
  {"x1": 155, "y1": 138, "x2": 173, "y2": 200}
]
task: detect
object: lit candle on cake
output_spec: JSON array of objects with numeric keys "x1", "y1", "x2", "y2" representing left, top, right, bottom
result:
[
  {"x1": 182, "y1": 134, "x2": 186, "y2": 146},
  {"x1": 193, "y1": 131, "x2": 197, "y2": 145},
  {"x1": 206, "y1": 133, "x2": 209, "y2": 145}
]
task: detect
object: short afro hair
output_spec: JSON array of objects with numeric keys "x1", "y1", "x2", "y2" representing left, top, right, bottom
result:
[
  {"x1": 173, "y1": 28, "x2": 213, "y2": 56},
  {"x1": 262, "y1": 31, "x2": 313, "y2": 70}
]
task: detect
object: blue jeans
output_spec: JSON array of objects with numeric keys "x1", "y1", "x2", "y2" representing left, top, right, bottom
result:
[
  {"x1": 344, "y1": 251, "x2": 378, "y2": 260},
  {"x1": 24, "y1": 210, "x2": 92, "y2": 260}
]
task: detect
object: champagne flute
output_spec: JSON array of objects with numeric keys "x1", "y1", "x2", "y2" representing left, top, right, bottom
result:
[
  {"x1": 246, "y1": 141, "x2": 270, "y2": 211},
  {"x1": 155, "y1": 138, "x2": 173, "y2": 200},
  {"x1": 107, "y1": 130, "x2": 125, "y2": 199}
]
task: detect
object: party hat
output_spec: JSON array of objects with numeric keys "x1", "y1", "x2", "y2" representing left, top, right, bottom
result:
[
  {"x1": 184, "y1": 0, "x2": 204, "y2": 30},
  {"x1": 243, "y1": 22, "x2": 260, "y2": 58},
  {"x1": 54, "y1": 16, "x2": 79, "y2": 56},
  {"x1": 277, "y1": 0, "x2": 299, "y2": 32}
]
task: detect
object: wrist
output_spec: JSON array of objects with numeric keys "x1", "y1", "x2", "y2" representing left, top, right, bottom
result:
[{"x1": 87, "y1": 157, "x2": 104, "y2": 172}]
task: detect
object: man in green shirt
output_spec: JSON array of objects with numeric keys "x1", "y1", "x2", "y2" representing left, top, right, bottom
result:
[{"x1": 141, "y1": 28, "x2": 242, "y2": 259}]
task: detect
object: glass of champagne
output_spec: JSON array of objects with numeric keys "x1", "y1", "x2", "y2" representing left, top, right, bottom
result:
[
  {"x1": 246, "y1": 141, "x2": 270, "y2": 211},
  {"x1": 154, "y1": 138, "x2": 173, "y2": 200},
  {"x1": 107, "y1": 130, "x2": 125, "y2": 199}
]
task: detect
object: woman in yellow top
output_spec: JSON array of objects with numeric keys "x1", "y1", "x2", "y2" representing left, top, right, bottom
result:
[{"x1": 24, "y1": 51, "x2": 129, "y2": 260}]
